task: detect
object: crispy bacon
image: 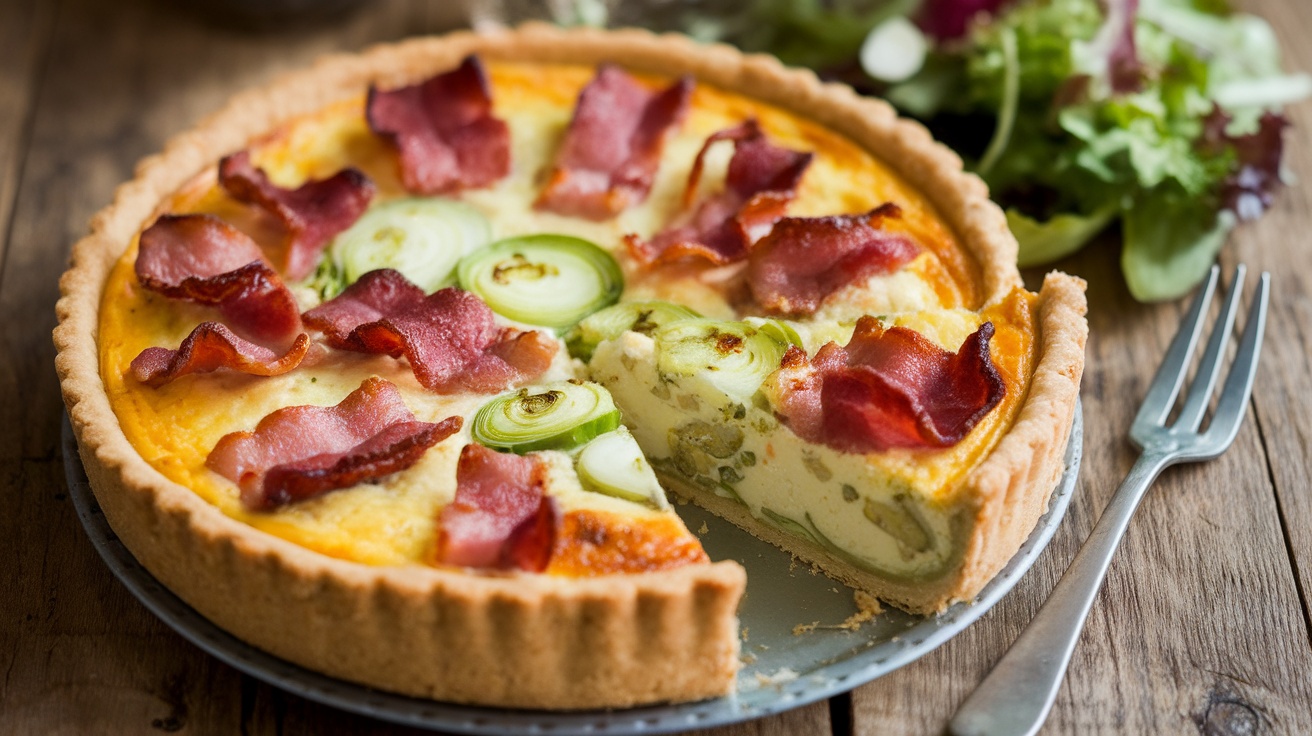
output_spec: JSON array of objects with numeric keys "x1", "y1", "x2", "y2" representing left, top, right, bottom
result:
[
  {"x1": 536, "y1": 66, "x2": 692, "y2": 219},
  {"x1": 773, "y1": 318, "x2": 1004, "y2": 452},
  {"x1": 217, "y1": 150, "x2": 375, "y2": 281},
  {"x1": 262, "y1": 419, "x2": 459, "y2": 510},
  {"x1": 135, "y1": 214, "x2": 302, "y2": 345},
  {"x1": 435, "y1": 443, "x2": 559, "y2": 572},
  {"x1": 206, "y1": 376, "x2": 461, "y2": 510},
  {"x1": 366, "y1": 55, "x2": 510, "y2": 194},
  {"x1": 301, "y1": 269, "x2": 555, "y2": 393},
  {"x1": 628, "y1": 119, "x2": 812, "y2": 266},
  {"x1": 130, "y1": 323, "x2": 310, "y2": 386},
  {"x1": 747, "y1": 204, "x2": 919, "y2": 316}
]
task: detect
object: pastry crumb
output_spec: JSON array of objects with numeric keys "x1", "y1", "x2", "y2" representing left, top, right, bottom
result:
[
  {"x1": 697, "y1": 521, "x2": 709, "y2": 535},
  {"x1": 741, "y1": 626, "x2": 749, "y2": 642},
  {"x1": 790, "y1": 591, "x2": 886, "y2": 636},
  {"x1": 756, "y1": 644, "x2": 770, "y2": 651},
  {"x1": 741, "y1": 652, "x2": 757, "y2": 665},
  {"x1": 833, "y1": 590, "x2": 883, "y2": 631},
  {"x1": 754, "y1": 667, "x2": 799, "y2": 687}
]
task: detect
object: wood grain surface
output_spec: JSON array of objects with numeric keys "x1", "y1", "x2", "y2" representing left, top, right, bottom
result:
[{"x1": 2, "y1": 0, "x2": 1308, "y2": 733}]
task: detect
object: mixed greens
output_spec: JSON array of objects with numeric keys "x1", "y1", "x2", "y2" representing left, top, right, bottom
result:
[
  {"x1": 884, "y1": 0, "x2": 1307, "y2": 300},
  {"x1": 542, "y1": 0, "x2": 1307, "y2": 301}
]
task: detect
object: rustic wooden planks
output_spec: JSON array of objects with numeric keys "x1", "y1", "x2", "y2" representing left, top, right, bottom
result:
[
  {"x1": 0, "y1": 0, "x2": 433, "y2": 733},
  {"x1": 0, "y1": 0, "x2": 824, "y2": 732},
  {"x1": 0, "y1": 0, "x2": 246, "y2": 730},
  {"x1": 0, "y1": 0, "x2": 54, "y2": 263},
  {"x1": 3, "y1": 0, "x2": 1310, "y2": 733},
  {"x1": 851, "y1": 0, "x2": 1312, "y2": 729},
  {"x1": 854, "y1": 238, "x2": 1312, "y2": 733},
  {"x1": 1236, "y1": 0, "x2": 1312, "y2": 650}
]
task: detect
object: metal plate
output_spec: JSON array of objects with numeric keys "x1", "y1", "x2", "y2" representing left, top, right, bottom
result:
[{"x1": 63, "y1": 403, "x2": 1081, "y2": 735}]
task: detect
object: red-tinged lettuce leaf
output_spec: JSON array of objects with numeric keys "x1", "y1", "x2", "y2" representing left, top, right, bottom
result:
[
  {"x1": 1202, "y1": 108, "x2": 1290, "y2": 222},
  {"x1": 916, "y1": 0, "x2": 1014, "y2": 41},
  {"x1": 1104, "y1": 0, "x2": 1142, "y2": 93}
]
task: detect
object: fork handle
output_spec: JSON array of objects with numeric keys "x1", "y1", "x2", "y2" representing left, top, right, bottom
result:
[{"x1": 949, "y1": 451, "x2": 1173, "y2": 736}]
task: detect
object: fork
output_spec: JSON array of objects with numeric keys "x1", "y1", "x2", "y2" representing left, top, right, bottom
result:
[{"x1": 949, "y1": 264, "x2": 1270, "y2": 736}]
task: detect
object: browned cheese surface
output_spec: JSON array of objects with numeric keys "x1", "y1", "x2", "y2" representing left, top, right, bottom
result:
[{"x1": 1, "y1": 0, "x2": 1308, "y2": 733}]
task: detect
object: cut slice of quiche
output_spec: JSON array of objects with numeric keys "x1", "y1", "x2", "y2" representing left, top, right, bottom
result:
[
  {"x1": 585, "y1": 278, "x2": 1084, "y2": 612},
  {"x1": 55, "y1": 25, "x2": 1086, "y2": 711}
]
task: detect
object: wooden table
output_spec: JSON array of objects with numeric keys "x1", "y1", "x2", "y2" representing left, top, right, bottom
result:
[{"x1": 3, "y1": 0, "x2": 1310, "y2": 732}]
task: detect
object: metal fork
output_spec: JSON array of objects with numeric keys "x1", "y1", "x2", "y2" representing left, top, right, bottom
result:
[{"x1": 949, "y1": 264, "x2": 1270, "y2": 736}]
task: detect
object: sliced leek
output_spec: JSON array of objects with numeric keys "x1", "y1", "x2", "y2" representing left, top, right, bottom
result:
[
  {"x1": 743, "y1": 317, "x2": 805, "y2": 350},
  {"x1": 565, "y1": 300, "x2": 700, "y2": 361},
  {"x1": 576, "y1": 427, "x2": 670, "y2": 509},
  {"x1": 472, "y1": 380, "x2": 621, "y2": 454},
  {"x1": 457, "y1": 234, "x2": 623, "y2": 331},
  {"x1": 313, "y1": 197, "x2": 491, "y2": 297},
  {"x1": 654, "y1": 318, "x2": 798, "y2": 401}
]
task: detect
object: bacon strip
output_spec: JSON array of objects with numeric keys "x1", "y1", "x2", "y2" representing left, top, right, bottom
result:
[
  {"x1": 262, "y1": 419, "x2": 458, "y2": 510},
  {"x1": 302, "y1": 269, "x2": 555, "y2": 394},
  {"x1": 773, "y1": 318, "x2": 1004, "y2": 452},
  {"x1": 366, "y1": 55, "x2": 510, "y2": 194},
  {"x1": 206, "y1": 377, "x2": 461, "y2": 510},
  {"x1": 130, "y1": 323, "x2": 310, "y2": 387},
  {"x1": 536, "y1": 66, "x2": 693, "y2": 220},
  {"x1": 435, "y1": 443, "x2": 559, "y2": 572},
  {"x1": 135, "y1": 214, "x2": 302, "y2": 345},
  {"x1": 747, "y1": 204, "x2": 919, "y2": 316},
  {"x1": 628, "y1": 119, "x2": 812, "y2": 266},
  {"x1": 218, "y1": 150, "x2": 375, "y2": 281}
]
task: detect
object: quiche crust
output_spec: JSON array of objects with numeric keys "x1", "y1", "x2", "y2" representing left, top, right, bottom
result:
[{"x1": 54, "y1": 24, "x2": 1080, "y2": 707}]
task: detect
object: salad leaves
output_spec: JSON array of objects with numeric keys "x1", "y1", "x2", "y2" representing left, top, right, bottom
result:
[
  {"x1": 539, "y1": 0, "x2": 1305, "y2": 301},
  {"x1": 886, "y1": 0, "x2": 1306, "y2": 300}
]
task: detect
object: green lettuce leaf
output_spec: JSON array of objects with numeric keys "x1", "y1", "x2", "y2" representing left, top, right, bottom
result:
[
  {"x1": 737, "y1": 0, "x2": 918, "y2": 70},
  {"x1": 886, "y1": 0, "x2": 1303, "y2": 300},
  {"x1": 1121, "y1": 189, "x2": 1235, "y2": 301},
  {"x1": 1011, "y1": 205, "x2": 1118, "y2": 267}
]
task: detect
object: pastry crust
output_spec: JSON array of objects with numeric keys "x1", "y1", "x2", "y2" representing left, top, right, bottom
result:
[{"x1": 54, "y1": 24, "x2": 1080, "y2": 707}]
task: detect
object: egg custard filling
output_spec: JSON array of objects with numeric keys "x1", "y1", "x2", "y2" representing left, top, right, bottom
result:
[{"x1": 93, "y1": 56, "x2": 1071, "y2": 608}]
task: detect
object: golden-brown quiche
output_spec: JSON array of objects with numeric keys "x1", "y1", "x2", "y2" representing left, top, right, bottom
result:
[{"x1": 54, "y1": 24, "x2": 1087, "y2": 709}]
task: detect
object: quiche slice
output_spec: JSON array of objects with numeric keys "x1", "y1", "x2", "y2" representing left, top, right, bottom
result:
[
  {"x1": 54, "y1": 25, "x2": 1086, "y2": 710},
  {"x1": 586, "y1": 281, "x2": 1083, "y2": 611}
]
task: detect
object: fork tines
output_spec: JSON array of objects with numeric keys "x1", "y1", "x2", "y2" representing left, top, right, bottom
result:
[{"x1": 1130, "y1": 264, "x2": 1270, "y2": 459}]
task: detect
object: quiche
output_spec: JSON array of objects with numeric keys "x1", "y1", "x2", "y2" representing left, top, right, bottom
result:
[{"x1": 54, "y1": 25, "x2": 1087, "y2": 710}]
